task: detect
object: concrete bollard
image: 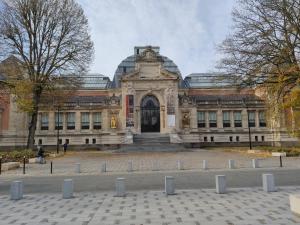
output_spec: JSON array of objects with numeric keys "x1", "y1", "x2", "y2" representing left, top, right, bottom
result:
[
  {"x1": 115, "y1": 178, "x2": 126, "y2": 197},
  {"x1": 10, "y1": 181, "x2": 23, "y2": 200},
  {"x1": 228, "y1": 159, "x2": 235, "y2": 169},
  {"x1": 290, "y1": 194, "x2": 300, "y2": 215},
  {"x1": 216, "y1": 175, "x2": 226, "y2": 194},
  {"x1": 128, "y1": 161, "x2": 133, "y2": 172},
  {"x1": 165, "y1": 176, "x2": 175, "y2": 195},
  {"x1": 62, "y1": 179, "x2": 74, "y2": 199},
  {"x1": 152, "y1": 161, "x2": 159, "y2": 171},
  {"x1": 75, "y1": 163, "x2": 81, "y2": 173},
  {"x1": 177, "y1": 160, "x2": 183, "y2": 170},
  {"x1": 252, "y1": 159, "x2": 259, "y2": 168},
  {"x1": 101, "y1": 162, "x2": 107, "y2": 173},
  {"x1": 203, "y1": 160, "x2": 208, "y2": 170},
  {"x1": 262, "y1": 174, "x2": 276, "y2": 192}
]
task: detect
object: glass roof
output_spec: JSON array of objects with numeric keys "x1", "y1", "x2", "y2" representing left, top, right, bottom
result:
[{"x1": 184, "y1": 73, "x2": 234, "y2": 88}]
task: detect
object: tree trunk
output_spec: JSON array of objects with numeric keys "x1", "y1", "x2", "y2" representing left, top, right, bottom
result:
[{"x1": 26, "y1": 88, "x2": 42, "y2": 150}]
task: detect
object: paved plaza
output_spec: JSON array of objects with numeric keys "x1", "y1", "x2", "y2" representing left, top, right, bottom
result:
[
  {"x1": 0, "y1": 186, "x2": 299, "y2": 225},
  {"x1": 2, "y1": 149, "x2": 300, "y2": 176}
]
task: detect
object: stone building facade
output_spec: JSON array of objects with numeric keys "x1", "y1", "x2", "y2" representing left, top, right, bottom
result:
[{"x1": 0, "y1": 46, "x2": 298, "y2": 149}]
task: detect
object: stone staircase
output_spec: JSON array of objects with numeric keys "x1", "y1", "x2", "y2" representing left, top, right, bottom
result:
[{"x1": 119, "y1": 133, "x2": 185, "y2": 152}]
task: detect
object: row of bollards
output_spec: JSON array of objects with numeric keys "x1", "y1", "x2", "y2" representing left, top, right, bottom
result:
[
  {"x1": 72, "y1": 159, "x2": 262, "y2": 174},
  {"x1": 9, "y1": 173, "x2": 277, "y2": 201}
]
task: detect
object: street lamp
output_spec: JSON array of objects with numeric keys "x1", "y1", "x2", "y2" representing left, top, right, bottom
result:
[{"x1": 243, "y1": 98, "x2": 252, "y2": 150}]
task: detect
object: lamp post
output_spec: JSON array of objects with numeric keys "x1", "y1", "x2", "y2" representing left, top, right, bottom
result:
[
  {"x1": 243, "y1": 98, "x2": 252, "y2": 150},
  {"x1": 56, "y1": 105, "x2": 60, "y2": 154}
]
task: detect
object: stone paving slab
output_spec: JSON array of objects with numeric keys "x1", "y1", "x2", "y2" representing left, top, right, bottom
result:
[
  {"x1": 0, "y1": 186, "x2": 300, "y2": 225},
  {"x1": 2, "y1": 150, "x2": 300, "y2": 176}
]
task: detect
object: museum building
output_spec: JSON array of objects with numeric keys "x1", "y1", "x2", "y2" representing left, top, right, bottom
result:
[{"x1": 0, "y1": 46, "x2": 298, "y2": 149}]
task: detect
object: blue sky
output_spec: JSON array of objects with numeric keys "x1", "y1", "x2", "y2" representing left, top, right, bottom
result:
[{"x1": 78, "y1": 0, "x2": 237, "y2": 78}]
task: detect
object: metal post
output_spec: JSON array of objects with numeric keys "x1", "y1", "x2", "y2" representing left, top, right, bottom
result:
[
  {"x1": 23, "y1": 156, "x2": 26, "y2": 174},
  {"x1": 246, "y1": 109, "x2": 252, "y2": 150},
  {"x1": 280, "y1": 156, "x2": 283, "y2": 167},
  {"x1": 56, "y1": 106, "x2": 60, "y2": 154},
  {"x1": 50, "y1": 161, "x2": 53, "y2": 174},
  {"x1": 0, "y1": 156, "x2": 2, "y2": 175}
]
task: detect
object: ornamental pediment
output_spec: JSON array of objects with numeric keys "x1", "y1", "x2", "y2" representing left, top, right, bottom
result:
[{"x1": 122, "y1": 68, "x2": 179, "y2": 81}]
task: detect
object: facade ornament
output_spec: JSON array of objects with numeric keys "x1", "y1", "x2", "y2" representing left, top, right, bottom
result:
[
  {"x1": 182, "y1": 111, "x2": 190, "y2": 128},
  {"x1": 110, "y1": 115, "x2": 117, "y2": 129}
]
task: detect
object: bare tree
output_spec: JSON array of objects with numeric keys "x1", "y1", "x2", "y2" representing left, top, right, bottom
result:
[
  {"x1": 0, "y1": 0, "x2": 93, "y2": 149},
  {"x1": 219, "y1": 0, "x2": 300, "y2": 98}
]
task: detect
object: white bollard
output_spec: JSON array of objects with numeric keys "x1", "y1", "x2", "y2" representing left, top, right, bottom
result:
[
  {"x1": 252, "y1": 159, "x2": 259, "y2": 168},
  {"x1": 203, "y1": 160, "x2": 208, "y2": 170},
  {"x1": 128, "y1": 161, "x2": 133, "y2": 172},
  {"x1": 75, "y1": 163, "x2": 81, "y2": 173},
  {"x1": 262, "y1": 174, "x2": 276, "y2": 192},
  {"x1": 216, "y1": 175, "x2": 226, "y2": 194},
  {"x1": 165, "y1": 176, "x2": 175, "y2": 195},
  {"x1": 101, "y1": 162, "x2": 107, "y2": 173},
  {"x1": 115, "y1": 178, "x2": 126, "y2": 197},
  {"x1": 62, "y1": 179, "x2": 74, "y2": 199},
  {"x1": 10, "y1": 181, "x2": 23, "y2": 200},
  {"x1": 228, "y1": 159, "x2": 235, "y2": 169},
  {"x1": 177, "y1": 160, "x2": 183, "y2": 170}
]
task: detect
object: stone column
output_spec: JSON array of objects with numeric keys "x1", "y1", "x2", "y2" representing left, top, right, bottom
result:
[
  {"x1": 89, "y1": 112, "x2": 93, "y2": 131},
  {"x1": 49, "y1": 111, "x2": 55, "y2": 132},
  {"x1": 75, "y1": 111, "x2": 81, "y2": 132},
  {"x1": 190, "y1": 108, "x2": 197, "y2": 129},
  {"x1": 205, "y1": 111, "x2": 209, "y2": 128},
  {"x1": 230, "y1": 111, "x2": 234, "y2": 128},
  {"x1": 255, "y1": 110, "x2": 260, "y2": 128},
  {"x1": 242, "y1": 109, "x2": 248, "y2": 128},
  {"x1": 217, "y1": 109, "x2": 222, "y2": 129}
]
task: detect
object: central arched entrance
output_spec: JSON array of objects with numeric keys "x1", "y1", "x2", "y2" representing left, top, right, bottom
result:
[{"x1": 141, "y1": 95, "x2": 160, "y2": 133}]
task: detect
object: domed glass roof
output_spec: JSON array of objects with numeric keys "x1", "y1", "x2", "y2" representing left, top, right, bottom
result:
[{"x1": 111, "y1": 46, "x2": 187, "y2": 88}]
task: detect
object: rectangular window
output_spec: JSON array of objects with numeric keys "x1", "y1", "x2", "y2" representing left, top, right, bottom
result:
[
  {"x1": 204, "y1": 137, "x2": 208, "y2": 142},
  {"x1": 92, "y1": 138, "x2": 96, "y2": 144},
  {"x1": 223, "y1": 111, "x2": 231, "y2": 128},
  {"x1": 85, "y1": 139, "x2": 89, "y2": 144},
  {"x1": 234, "y1": 111, "x2": 242, "y2": 127},
  {"x1": 236, "y1": 136, "x2": 240, "y2": 142},
  {"x1": 248, "y1": 111, "x2": 256, "y2": 127},
  {"x1": 229, "y1": 136, "x2": 233, "y2": 142},
  {"x1": 41, "y1": 113, "x2": 49, "y2": 130},
  {"x1": 261, "y1": 136, "x2": 265, "y2": 142},
  {"x1": 55, "y1": 113, "x2": 63, "y2": 130},
  {"x1": 93, "y1": 112, "x2": 102, "y2": 130},
  {"x1": 197, "y1": 111, "x2": 206, "y2": 128},
  {"x1": 59, "y1": 139, "x2": 62, "y2": 145},
  {"x1": 210, "y1": 136, "x2": 214, "y2": 142},
  {"x1": 81, "y1": 112, "x2": 90, "y2": 130},
  {"x1": 255, "y1": 136, "x2": 258, "y2": 142},
  {"x1": 259, "y1": 111, "x2": 266, "y2": 127},
  {"x1": 209, "y1": 111, "x2": 217, "y2": 128},
  {"x1": 38, "y1": 139, "x2": 42, "y2": 145},
  {"x1": 67, "y1": 112, "x2": 75, "y2": 130}
]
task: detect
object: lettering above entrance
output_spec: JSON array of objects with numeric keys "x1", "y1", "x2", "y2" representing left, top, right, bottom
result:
[{"x1": 141, "y1": 95, "x2": 160, "y2": 133}]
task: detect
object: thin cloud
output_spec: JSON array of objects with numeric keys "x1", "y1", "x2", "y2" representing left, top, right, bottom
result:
[{"x1": 78, "y1": 0, "x2": 236, "y2": 78}]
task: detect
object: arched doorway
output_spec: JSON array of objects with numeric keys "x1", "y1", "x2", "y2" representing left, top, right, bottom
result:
[{"x1": 141, "y1": 95, "x2": 160, "y2": 133}]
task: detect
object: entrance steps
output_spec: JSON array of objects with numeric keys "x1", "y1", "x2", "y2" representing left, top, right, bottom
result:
[{"x1": 119, "y1": 133, "x2": 186, "y2": 152}]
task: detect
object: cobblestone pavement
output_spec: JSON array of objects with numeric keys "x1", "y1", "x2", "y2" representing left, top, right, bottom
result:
[
  {"x1": 0, "y1": 186, "x2": 300, "y2": 225},
  {"x1": 3, "y1": 149, "x2": 300, "y2": 176}
]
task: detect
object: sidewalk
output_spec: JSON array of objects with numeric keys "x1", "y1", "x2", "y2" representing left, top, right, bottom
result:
[{"x1": 1, "y1": 186, "x2": 300, "y2": 225}]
